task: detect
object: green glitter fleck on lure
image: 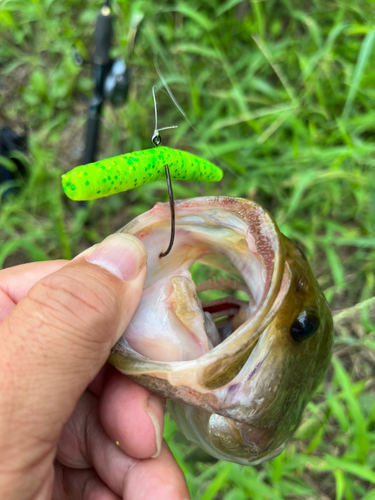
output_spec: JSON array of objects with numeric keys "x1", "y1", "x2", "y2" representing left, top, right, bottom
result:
[{"x1": 61, "y1": 146, "x2": 223, "y2": 201}]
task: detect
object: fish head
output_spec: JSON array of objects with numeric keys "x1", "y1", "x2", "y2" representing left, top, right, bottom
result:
[
  {"x1": 207, "y1": 235, "x2": 334, "y2": 463},
  {"x1": 108, "y1": 197, "x2": 334, "y2": 464}
]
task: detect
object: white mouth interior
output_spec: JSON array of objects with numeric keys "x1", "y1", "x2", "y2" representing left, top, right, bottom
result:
[{"x1": 122, "y1": 211, "x2": 268, "y2": 363}]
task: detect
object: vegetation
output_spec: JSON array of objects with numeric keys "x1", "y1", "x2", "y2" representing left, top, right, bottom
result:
[{"x1": 1, "y1": 0, "x2": 375, "y2": 498}]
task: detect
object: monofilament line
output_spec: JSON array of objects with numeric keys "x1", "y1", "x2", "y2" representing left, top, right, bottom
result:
[{"x1": 152, "y1": 86, "x2": 177, "y2": 258}]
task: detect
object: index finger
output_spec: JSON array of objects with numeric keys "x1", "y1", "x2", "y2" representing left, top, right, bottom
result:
[{"x1": 0, "y1": 260, "x2": 68, "y2": 321}]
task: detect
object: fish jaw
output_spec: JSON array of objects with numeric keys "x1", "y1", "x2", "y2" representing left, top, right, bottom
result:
[
  {"x1": 180, "y1": 236, "x2": 334, "y2": 464},
  {"x1": 108, "y1": 197, "x2": 333, "y2": 464}
]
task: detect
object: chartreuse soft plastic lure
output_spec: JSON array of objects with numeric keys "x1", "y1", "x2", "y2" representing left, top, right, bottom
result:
[{"x1": 61, "y1": 146, "x2": 223, "y2": 201}]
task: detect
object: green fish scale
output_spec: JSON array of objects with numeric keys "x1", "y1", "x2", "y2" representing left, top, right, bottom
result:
[{"x1": 61, "y1": 146, "x2": 223, "y2": 201}]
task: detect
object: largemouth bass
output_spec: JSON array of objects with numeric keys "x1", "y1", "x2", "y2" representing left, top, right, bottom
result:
[{"x1": 109, "y1": 197, "x2": 333, "y2": 465}]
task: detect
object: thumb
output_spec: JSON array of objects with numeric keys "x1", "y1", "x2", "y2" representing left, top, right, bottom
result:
[{"x1": 0, "y1": 234, "x2": 147, "y2": 484}]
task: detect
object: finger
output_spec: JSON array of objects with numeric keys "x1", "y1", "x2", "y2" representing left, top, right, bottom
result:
[
  {"x1": 0, "y1": 287, "x2": 17, "y2": 323},
  {"x1": 99, "y1": 371, "x2": 165, "y2": 459},
  {"x1": 0, "y1": 260, "x2": 68, "y2": 302},
  {"x1": 89, "y1": 366, "x2": 165, "y2": 459},
  {"x1": 0, "y1": 234, "x2": 147, "y2": 499},
  {"x1": 57, "y1": 392, "x2": 190, "y2": 500},
  {"x1": 123, "y1": 442, "x2": 190, "y2": 500},
  {"x1": 54, "y1": 462, "x2": 121, "y2": 500},
  {"x1": 0, "y1": 260, "x2": 68, "y2": 322}
]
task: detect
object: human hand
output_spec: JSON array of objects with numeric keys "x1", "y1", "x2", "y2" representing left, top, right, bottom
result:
[{"x1": 0, "y1": 234, "x2": 190, "y2": 500}]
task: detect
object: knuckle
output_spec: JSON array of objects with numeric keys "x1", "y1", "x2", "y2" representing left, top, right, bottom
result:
[{"x1": 22, "y1": 272, "x2": 120, "y2": 349}]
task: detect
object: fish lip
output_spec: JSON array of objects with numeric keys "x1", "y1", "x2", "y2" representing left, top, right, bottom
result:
[{"x1": 111, "y1": 196, "x2": 286, "y2": 391}]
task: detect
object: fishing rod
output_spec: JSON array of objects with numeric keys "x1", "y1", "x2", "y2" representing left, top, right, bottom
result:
[
  {"x1": 82, "y1": 0, "x2": 131, "y2": 166},
  {"x1": 0, "y1": 126, "x2": 28, "y2": 197},
  {"x1": 0, "y1": 1, "x2": 130, "y2": 200}
]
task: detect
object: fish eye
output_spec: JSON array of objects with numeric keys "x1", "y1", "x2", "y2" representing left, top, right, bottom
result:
[{"x1": 290, "y1": 310, "x2": 320, "y2": 342}]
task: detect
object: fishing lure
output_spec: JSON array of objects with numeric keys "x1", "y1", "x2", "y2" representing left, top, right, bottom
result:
[{"x1": 61, "y1": 146, "x2": 223, "y2": 201}]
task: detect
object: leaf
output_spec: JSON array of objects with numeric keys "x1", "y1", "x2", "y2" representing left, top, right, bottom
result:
[
  {"x1": 335, "y1": 237, "x2": 375, "y2": 248},
  {"x1": 0, "y1": 238, "x2": 49, "y2": 268},
  {"x1": 326, "y1": 392, "x2": 350, "y2": 433},
  {"x1": 174, "y1": 3, "x2": 215, "y2": 31},
  {"x1": 362, "y1": 489, "x2": 375, "y2": 500},
  {"x1": 29, "y1": 68, "x2": 47, "y2": 96},
  {"x1": 215, "y1": 0, "x2": 244, "y2": 17},
  {"x1": 332, "y1": 357, "x2": 368, "y2": 464},
  {"x1": 0, "y1": 155, "x2": 17, "y2": 172},
  {"x1": 302, "y1": 23, "x2": 347, "y2": 81},
  {"x1": 284, "y1": 170, "x2": 318, "y2": 219},
  {"x1": 342, "y1": 29, "x2": 375, "y2": 118},
  {"x1": 292, "y1": 10, "x2": 322, "y2": 48},
  {"x1": 173, "y1": 43, "x2": 220, "y2": 59},
  {"x1": 296, "y1": 455, "x2": 375, "y2": 483},
  {"x1": 0, "y1": 9, "x2": 14, "y2": 26},
  {"x1": 334, "y1": 469, "x2": 345, "y2": 500},
  {"x1": 200, "y1": 463, "x2": 234, "y2": 500},
  {"x1": 231, "y1": 466, "x2": 283, "y2": 499},
  {"x1": 323, "y1": 244, "x2": 345, "y2": 290}
]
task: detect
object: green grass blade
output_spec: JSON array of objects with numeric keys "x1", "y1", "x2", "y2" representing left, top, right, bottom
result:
[
  {"x1": 342, "y1": 29, "x2": 375, "y2": 118},
  {"x1": 302, "y1": 23, "x2": 347, "y2": 81},
  {"x1": 334, "y1": 469, "x2": 345, "y2": 500},
  {"x1": 323, "y1": 244, "x2": 345, "y2": 291},
  {"x1": 199, "y1": 462, "x2": 234, "y2": 500},
  {"x1": 296, "y1": 454, "x2": 375, "y2": 483},
  {"x1": 332, "y1": 357, "x2": 368, "y2": 464}
]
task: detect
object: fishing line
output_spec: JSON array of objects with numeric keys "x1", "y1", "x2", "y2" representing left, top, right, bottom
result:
[
  {"x1": 154, "y1": 57, "x2": 240, "y2": 179},
  {"x1": 151, "y1": 85, "x2": 178, "y2": 146},
  {"x1": 151, "y1": 86, "x2": 177, "y2": 258},
  {"x1": 151, "y1": 58, "x2": 241, "y2": 256}
]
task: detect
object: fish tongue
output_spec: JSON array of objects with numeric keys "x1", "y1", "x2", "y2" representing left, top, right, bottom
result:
[{"x1": 123, "y1": 268, "x2": 218, "y2": 362}]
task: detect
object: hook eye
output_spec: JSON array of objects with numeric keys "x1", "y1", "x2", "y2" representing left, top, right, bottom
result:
[{"x1": 152, "y1": 134, "x2": 162, "y2": 147}]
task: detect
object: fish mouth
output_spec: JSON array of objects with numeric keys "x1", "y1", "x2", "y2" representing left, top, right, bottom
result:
[
  {"x1": 108, "y1": 197, "x2": 333, "y2": 465},
  {"x1": 197, "y1": 276, "x2": 252, "y2": 345},
  {"x1": 110, "y1": 197, "x2": 285, "y2": 392}
]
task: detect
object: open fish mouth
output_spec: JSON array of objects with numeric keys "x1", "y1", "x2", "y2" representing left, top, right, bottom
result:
[
  {"x1": 109, "y1": 197, "x2": 334, "y2": 465},
  {"x1": 111, "y1": 197, "x2": 284, "y2": 388}
]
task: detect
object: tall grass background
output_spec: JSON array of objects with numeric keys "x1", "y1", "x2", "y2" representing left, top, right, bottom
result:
[{"x1": 1, "y1": 0, "x2": 375, "y2": 498}]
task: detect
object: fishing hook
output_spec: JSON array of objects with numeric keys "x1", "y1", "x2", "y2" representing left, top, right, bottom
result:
[
  {"x1": 151, "y1": 87, "x2": 177, "y2": 258},
  {"x1": 159, "y1": 162, "x2": 175, "y2": 258}
]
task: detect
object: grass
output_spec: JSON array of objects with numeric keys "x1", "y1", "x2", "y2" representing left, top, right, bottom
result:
[{"x1": 1, "y1": 0, "x2": 375, "y2": 498}]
